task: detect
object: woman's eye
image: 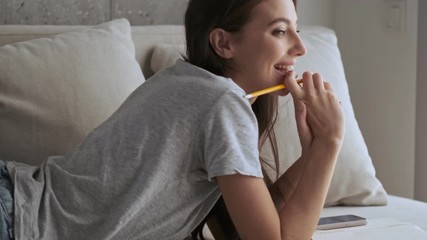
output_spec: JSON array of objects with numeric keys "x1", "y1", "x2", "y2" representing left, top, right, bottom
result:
[{"x1": 274, "y1": 29, "x2": 287, "y2": 36}]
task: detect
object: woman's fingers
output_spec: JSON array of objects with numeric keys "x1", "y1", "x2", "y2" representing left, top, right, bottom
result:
[
  {"x1": 284, "y1": 71, "x2": 303, "y2": 97},
  {"x1": 301, "y1": 72, "x2": 313, "y2": 90},
  {"x1": 312, "y1": 73, "x2": 325, "y2": 90},
  {"x1": 323, "y1": 81, "x2": 333, "y2": 91},
  {"x1": 301, "y1": 72, "x2": 324, "y2": 92},
  {"x1": 289, "y1": 71, "x2": 344, "y2": 142},
  {"x1": 294, "y1": 100, "x2": 313, "y2": 151}
]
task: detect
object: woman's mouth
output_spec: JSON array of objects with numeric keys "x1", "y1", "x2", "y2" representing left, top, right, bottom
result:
[{"x1": 274, "y1": 64, "x2": 294, "y2": 75}]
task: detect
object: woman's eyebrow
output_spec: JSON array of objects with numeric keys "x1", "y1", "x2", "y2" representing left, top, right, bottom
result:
[{"x1": 268, "y1": 17, "x2": 291, "y2": 26}]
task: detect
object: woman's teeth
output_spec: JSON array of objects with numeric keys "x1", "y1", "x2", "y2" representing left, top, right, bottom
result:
[{"x1": 274, "y1": 64, "x2": 294, "y2": 73}]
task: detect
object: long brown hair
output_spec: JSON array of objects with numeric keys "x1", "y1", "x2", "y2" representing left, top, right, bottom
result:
[{"x1": 185, "y1": 0, "x2": 297, "y2": 238}]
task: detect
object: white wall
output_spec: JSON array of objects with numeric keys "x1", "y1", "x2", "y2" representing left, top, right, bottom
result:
[
  {"x1": 298, "y1": 0, "x2": 419, "y2": 199},
  {"x1": 297, "y1": 0, "x2": 334, "y2": 28},
  {"x1": 333, "y1": 0, "x2": 418, "y2": 199}
]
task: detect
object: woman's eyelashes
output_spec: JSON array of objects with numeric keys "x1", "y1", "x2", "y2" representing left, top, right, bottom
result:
[
  {"x1": 273, "y1": 28, "x2": 300, "y2": 37},
  {"x1": 273, "y1": 29, "x2": 287, "y2": 36}
]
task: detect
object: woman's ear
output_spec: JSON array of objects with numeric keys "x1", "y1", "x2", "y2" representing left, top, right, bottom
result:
[{"x1": 209, "y1": 28, "x2": 234, "y2": 59}]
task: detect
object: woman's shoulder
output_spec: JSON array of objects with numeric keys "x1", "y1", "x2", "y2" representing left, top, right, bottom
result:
[{"x1": 148, "y1": 60, "x2": 247, "y2": 102}]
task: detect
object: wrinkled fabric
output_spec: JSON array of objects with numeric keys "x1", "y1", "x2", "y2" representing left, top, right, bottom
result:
[
  {"x1": 7, "y1": 60, "x2": 263, "y2": 240},
  {"x1": 0, "y1": 160, "x2": 14, "y2": 240}
]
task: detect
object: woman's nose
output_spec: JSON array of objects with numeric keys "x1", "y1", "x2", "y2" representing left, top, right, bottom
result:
[{"x1": 289, "y1": 32, "x2": 307, "y2": 57}]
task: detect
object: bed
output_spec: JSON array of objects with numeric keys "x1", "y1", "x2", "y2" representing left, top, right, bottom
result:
[{"x1": 320, "y1": 195, "x2": 427, "y2": 230}]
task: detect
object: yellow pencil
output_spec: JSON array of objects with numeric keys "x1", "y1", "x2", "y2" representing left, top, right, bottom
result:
[{"x1": 244, "y1": 79, "x2": 303, "y2": 99}]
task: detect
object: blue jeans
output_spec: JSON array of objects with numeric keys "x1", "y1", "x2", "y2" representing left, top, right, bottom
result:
[{"x1": 0, "y1": 160, "x2": 14, "y2": 240}]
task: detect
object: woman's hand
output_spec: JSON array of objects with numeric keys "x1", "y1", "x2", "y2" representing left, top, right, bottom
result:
[{"x1": 284, "y1": 71, "x2": 345, "y2": 152}]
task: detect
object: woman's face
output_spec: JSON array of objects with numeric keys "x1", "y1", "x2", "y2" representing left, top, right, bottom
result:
[{"x1": 225, "y1": 0, "x2": 307, "y2": 96}]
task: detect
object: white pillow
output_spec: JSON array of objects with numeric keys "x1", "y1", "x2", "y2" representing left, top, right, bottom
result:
[
  {"x1": 0, "y1": 18, "x2": 145, "y2": 166},
  {"x1": 151, "y1": 43, "x2": 186, "y2": 73},
  {"x1": 150, "y1": 26, "x2": 387, "y2": 206}
]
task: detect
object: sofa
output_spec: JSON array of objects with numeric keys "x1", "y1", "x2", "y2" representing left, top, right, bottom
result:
[{"x1": 0, "y1": 18, "x2": 426, "y2": 239}]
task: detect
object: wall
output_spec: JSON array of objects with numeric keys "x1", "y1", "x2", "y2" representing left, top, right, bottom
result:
[
  {"x1": 415, "y1": 0, "x2": 427, "y2": 202},
  {"x1": 296, "y1": 0, "x2": 334, "y2": 29},
  {"x1": 334, "y1": 0, "x2": 419, "y2": 199},
  {"x1": 0, "y1": 0, "x2": 189, "y2": 25},
  {"x1": 299, "y1": 0, "x2": 422, "y2": 200},
  {"x1": 0, "y1": 0, "x2": 334, "y2": 27},
  {"x1": 301, "y1": 0, "x2": 423, "y2": 201}
]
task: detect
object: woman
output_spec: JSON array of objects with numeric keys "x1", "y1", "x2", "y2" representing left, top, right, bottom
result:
[
  {"x1": 1, "y1": 0, "x2": 344, "y2": 239},
  {"x1": 186, "y1": 0, "x2": 344, "y2": 239}
]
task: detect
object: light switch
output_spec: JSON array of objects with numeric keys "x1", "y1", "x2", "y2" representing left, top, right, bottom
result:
[{"x1": 384, "y1": 0, "x2": 406, "y2": 31}]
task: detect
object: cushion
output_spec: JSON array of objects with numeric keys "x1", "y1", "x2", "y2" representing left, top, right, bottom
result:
[
  {"x1": 0, "y1": 18, "x2": 145, "y2": 166},
  {"x1": 149, "y1": 26, "x2": 388, "y2": 206},
  {"x1": 151, "y1": 43, "x2": 186, "y2": 73}
]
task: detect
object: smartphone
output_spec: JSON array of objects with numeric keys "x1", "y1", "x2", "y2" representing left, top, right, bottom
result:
[{"x1": 316, "y1": 214, "x2": 367, "y2": 230}]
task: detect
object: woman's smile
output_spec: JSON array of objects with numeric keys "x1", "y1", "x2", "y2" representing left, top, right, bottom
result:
[{"x1": 274, "y1": 64, "x2": 295, "y2": 76}]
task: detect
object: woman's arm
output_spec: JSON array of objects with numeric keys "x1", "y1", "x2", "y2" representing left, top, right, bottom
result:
[
  {"x1": 274, "y1": 71, "x2": 344, "y2": 236},
  {"x1": 270, "y1": 70, "x2": 343, "y2": 210},
  {"x1": 268, "y1": 155, "x2": 306, "y2": 210},
  {"x1": 217, "y1": 71, "x2": 344, "y2": 240},
  {"x1": 217, "y1": 139, "x2": 340, "y2": 240},
  {"x1": 217, "y1": 175, "x2": 282, "y2": 240}
]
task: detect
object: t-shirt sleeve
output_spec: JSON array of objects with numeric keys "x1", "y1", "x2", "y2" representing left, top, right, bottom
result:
[{"x1": 200, "y1": 90, "x2": 263, "y2": 181}]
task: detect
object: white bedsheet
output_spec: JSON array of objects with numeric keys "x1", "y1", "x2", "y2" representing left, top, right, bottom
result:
[
  {"x1": 320, "y1": 195, "x2": 427, "y2": 231},
  {"x1": 203, "y1": 195, "x2": 427, "y2": 239}
]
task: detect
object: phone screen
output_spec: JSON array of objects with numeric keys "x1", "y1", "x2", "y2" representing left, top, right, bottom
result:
[
  {"x1": 317, "y1": 214, "x2": 367, "y2": 230},
  {"x1": 318, "y1": 214, "x2": 366, "y2": 225}
]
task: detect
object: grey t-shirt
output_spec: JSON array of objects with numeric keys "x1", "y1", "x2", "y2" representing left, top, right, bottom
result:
[{"x1": 7, "y1": 60, "x2": 263, "y2": 240}]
